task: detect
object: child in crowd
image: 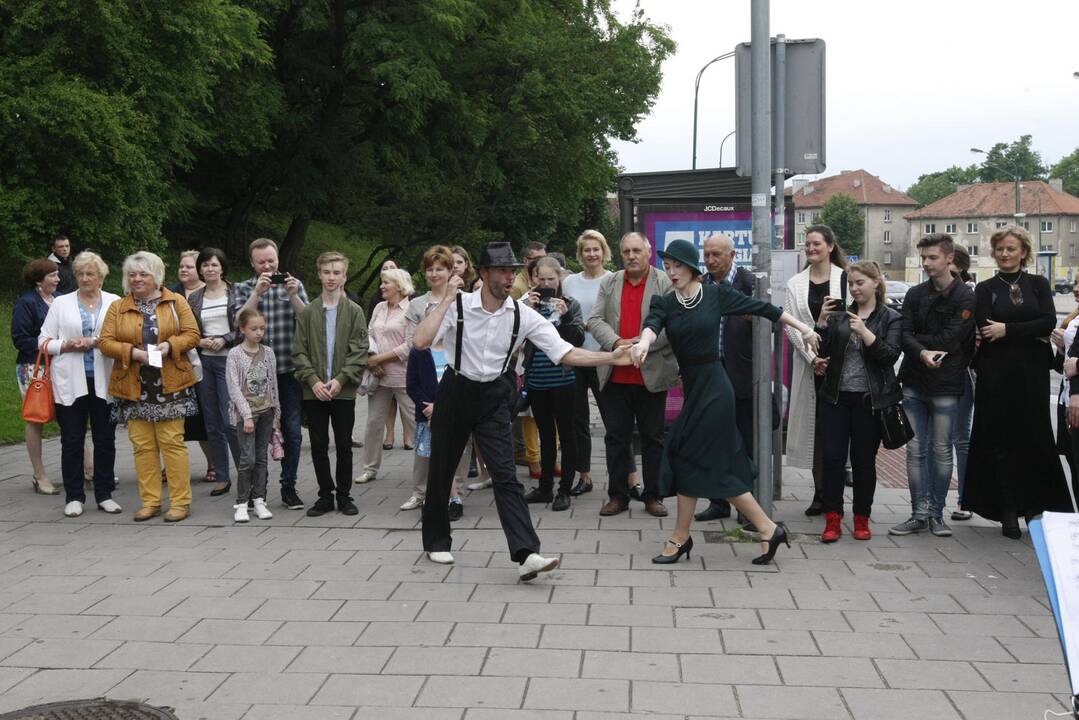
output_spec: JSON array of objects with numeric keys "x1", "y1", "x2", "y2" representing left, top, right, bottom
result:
[{"x1": 226, "y1": 308, "x2": 279, "y2": 522}]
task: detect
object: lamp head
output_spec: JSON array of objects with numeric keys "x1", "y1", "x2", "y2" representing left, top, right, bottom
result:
[{"x1": 970, "y1": 147, "x2": 986, "y2": 154}]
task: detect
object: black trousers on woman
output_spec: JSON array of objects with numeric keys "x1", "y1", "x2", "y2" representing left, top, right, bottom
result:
[
  {"x1": 530, "y1": 383, "x2": 577, "y2": 494},
  {"x1": 54, "y1": 375, "x2": 116, "y2": 504},
  {"x1": 572, "y1": 367, "x2": 600, "y2": 474},
  {"x1": 303, "y1": 398, "x2": 355, "y2": 505},
  {"x1": 423, "y1": 370, "x2": 540, "y2": 562},
  {"x1": 819, "y1": 391, "x2": 881, "y2": 516}
]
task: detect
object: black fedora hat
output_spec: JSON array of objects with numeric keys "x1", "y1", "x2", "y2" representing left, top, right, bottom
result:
[
  {"x1": 477, "y1": 242, "x2": 525, "y2": 268},
  {"x1": 657, "y1": 239, "x2": 702, "y2": 275}
]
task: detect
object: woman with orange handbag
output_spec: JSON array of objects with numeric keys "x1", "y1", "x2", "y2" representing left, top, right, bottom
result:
[{"x1": 11, "y1": 258, "x2": 61, "y2": 495}]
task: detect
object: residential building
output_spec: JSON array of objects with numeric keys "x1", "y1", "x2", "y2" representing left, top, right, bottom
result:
[
  {"x1": 789, "y1": 169, "x2": 916, "y2": 278},
  {"x1": 903, "y1": 179, "x2": 1079, "y2": 284}
]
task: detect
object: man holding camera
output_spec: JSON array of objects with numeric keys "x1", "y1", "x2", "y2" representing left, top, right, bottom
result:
[
  {"x1": 892, "y1": 233, "x2": 975, "y2": 538},
  {"x1": 234, "y1": 237, "x2": 309, "y2": 510}
]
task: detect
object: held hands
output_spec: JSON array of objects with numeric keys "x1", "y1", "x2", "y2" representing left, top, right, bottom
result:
[
  {"x1": 980, "y1": 320, "x2": 1007, "y2": 343},
  {"x1": 812, "y1": 356, "x2": 829, "y2": 376},
  {"x1": 611, "y1": 344, "x2": 634, "y2": 366},
  {"x1": 613, "y1": 337, "x2": 638, "y2": 349},
  {"x1": 628, "y1": 342, "x2": 649, "y2": 368}
]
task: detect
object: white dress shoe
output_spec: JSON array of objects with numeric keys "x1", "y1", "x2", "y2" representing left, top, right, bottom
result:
[
  {"x1": 518, "y1": 553, "x2": 559, "y2": 582},
  {"x1": 233, "y1": 504, "x2": 250, "y2": 523},
  {"x1": 400, "y1": 495, "x2": 424, "y2": 511},
  {"x1": 427, "y1": 551, "x2": 455, "y2": 565},
  {"x1": 97, "y1": 499, "x2": 122, "y2": 514},
  {"x1": 252, "y1": 498, "x2": 273, "y2": 520},
  {"x1": 355, "y1": 471, "x2": 376, "y2": 484},
  {"x1": 64, "y1": 501, "x2": 84, "y2": 518}
]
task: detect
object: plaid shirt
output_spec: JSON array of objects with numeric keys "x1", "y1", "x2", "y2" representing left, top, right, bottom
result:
[
  {"x1": 232, "y1": 277, "x2": 309, "y2": 374},
  {"x1": 703, "y1": 264, "x2": 739, "y2": 357}
]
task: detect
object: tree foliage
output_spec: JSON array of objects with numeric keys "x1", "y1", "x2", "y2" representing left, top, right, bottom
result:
[
  {"x1": 0, "y1": 1, "x2": 269, "y2": 264},
  {"x1": 907, "y1": 165, "x2": 980, "y2": 208},
  {"x1": 1050, "y1": 148, "x2": 1079, "y2": 197},
  {"x1": 977, "y1": 134, "x2": 1047, "y2": 183},
  {"x1": 819, "y1": 194, "x2": 864, "y2": 258}
]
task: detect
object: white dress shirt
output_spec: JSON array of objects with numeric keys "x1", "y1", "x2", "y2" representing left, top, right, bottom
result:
[{"x1": 436, "y1": 290, "x2": 574, "y2": 382}]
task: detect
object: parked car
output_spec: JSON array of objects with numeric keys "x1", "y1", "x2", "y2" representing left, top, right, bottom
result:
[
  {"x1": 1055, "y1": 278, "x2": 1074, "y2": 294},
  {"x1": 885, "y1": 281, "x2": 911, "y2": 313}
]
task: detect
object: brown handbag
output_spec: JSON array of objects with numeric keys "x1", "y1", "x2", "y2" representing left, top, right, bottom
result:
[{"x1": 21, "y1": 347, "x2": 55, "y2": 424}]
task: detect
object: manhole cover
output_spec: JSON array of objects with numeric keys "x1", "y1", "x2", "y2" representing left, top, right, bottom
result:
[{"x1": 0, "y1": 698, "x2": 178, "y2": 719}]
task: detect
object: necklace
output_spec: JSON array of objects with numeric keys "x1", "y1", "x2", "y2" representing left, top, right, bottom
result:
[
  {"x1": 676, "y1": 282, "x2": 703, "y2": 310},
  {"x1": 996, "y1": 272, "x2": 1023, "y2": 306}
]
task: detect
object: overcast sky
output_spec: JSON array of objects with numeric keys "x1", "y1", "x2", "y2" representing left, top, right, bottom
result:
[{"x1": 610, "y1": 0, "x2": 1079, "y2": 191}]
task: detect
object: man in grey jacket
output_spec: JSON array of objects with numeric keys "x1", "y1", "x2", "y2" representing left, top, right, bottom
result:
[{"x1": 587, "y1": 232, "x2": 678, "y2": 517}]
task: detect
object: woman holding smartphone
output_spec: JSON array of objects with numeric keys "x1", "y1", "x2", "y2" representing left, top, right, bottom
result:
[
  {"x1": 784, "y1": 225, "x2": 847, "y2": 516},
  {"x1": 814, "y1": 261, "x2": 901, "y2": 542}
]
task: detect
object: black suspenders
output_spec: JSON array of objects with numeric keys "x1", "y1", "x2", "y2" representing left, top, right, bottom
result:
[{"x1": 454, "y1": 292, "x2": 520, "y2": 378}]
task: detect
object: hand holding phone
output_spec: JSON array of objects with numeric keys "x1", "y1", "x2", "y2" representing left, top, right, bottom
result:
[{"x1": 269, "y1": 272, "x2": 288, "y2": 285}]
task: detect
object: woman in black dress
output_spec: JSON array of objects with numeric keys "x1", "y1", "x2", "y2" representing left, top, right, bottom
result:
[
  {"x1": 964, "y1": 226, "x2": 1073, "y2": 538},
  {"x1": 630, "y1": 240, "x2": 820, "y2": 565}
]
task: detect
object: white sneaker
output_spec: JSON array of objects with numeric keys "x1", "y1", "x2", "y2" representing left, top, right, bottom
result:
[
  {"x1": 97, "y1": 499, "x2": 122, "y2": 514},
  {"x1": 467, "y1": 479, "x2": 493, "y2": 491},
  {"x1": 427, "y1": 551, "x2": 455, "y2": 564},
  {"x1": 252, "y1": 498, "x2": 273, "y2": 520},
  {"x1": 400, "y1": 495, "x2": 424, "y2": 511},
  {"x1": 518, "y1": 553, "x2": 560, "y2": 582},
  {"x1": 64, "y1": 501, "x2": 84, "y2": 518},
  {"x1": 233, "y1": 504, "x2": 250, "y2": 523},
  {"x1": 355, "y1": 471, "x2": 376, "y2": 484}
]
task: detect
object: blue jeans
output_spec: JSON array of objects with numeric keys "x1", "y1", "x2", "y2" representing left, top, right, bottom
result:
[
  {"x1": 904, "y1": 386, "x2": 958, "y2": 519},
  {"x1": 952, "y1": 370, "x2": 975, "y2": 508},
  {"x1": 277, "y1": 372, "x2": 302, "y2": 489},
  {"x1": 197, "y1": 355, "x2": 240, "y2": 484}
]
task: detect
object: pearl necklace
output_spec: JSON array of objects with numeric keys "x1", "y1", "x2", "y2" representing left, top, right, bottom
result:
[{"x1": 675, "y1": 282, "x2": 703, "y2": 310}]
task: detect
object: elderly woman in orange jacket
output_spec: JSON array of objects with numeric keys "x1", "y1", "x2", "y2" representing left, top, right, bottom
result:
[{"x1": 99, "y1": 251, "x2": 202, "y2": 522}]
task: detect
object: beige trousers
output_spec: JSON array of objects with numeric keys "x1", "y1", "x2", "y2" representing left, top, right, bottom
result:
[{"x1": 362, "y1": 385, "x2": 416, "y2": 476}]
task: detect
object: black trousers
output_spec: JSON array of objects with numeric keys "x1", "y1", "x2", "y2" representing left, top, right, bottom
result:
[
  {"x1": 303, "y1": 398, "x2": 355, "y2": 503},
  {"x1": 598, "y1": 381, "x2": 665, "y2": 502},
  {"x1": 54, "y1": 375, "x2": 116, "y2": 504},
  {"x1": 422, "y1": 370, "x2": 540, "y2": 561},
  {"x1": 819, "y1": 391, "x2": 881, "y2": 516},
  {"x1": 572, "y1": 367, "x2": 600, "y2": 474},
  {"x1": 530, "y1": 383, "x2": 577, "y2": 494}
]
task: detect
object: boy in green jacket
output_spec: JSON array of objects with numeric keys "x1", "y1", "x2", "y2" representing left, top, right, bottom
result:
[{"x1": 292, "y1": 251, "x2": 369, "y2": 516}]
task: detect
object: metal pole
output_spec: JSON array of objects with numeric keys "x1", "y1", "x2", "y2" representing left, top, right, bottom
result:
[
  {"x1": 718, "y1": 130, "x2": 736, "y2": 167},
  {"x1": 770, "y1": 34, "x2": 786, "y2": 498},
  {"x1": 692, "y1": 53, "x2": 735, "y2": 170},
  {"x1": 750, "y1": 0, "x2": 773, "y2": 514},
  {"x1": 1015, "y1": 176, "x2": 1021, "y2": 226}
]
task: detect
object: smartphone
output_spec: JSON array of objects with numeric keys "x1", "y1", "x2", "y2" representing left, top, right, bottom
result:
[
  {"x1": 827, "y1": 298, "x2": 843, "y2": 310},
  {"x1": 537, "y1": 287, "x2": 557, "y2": 299},
  {"x1": 269, "y1": 272, "x2": 288, "y2": 285},
  {"x1": 932, "y1": 352, "x2": 947, "y2": 364}
]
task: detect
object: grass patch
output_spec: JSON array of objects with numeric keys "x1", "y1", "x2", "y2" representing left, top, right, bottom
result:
[{"x1": 0, "y1": 301, "x2": 59, "y2": 445}]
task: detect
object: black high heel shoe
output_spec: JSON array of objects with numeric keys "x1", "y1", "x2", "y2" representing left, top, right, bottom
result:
[
  {"x1": 652, "y1": 536, "x2": 693, "y2": 564},
  {"x1": 1000, "y1": 510, "x2": 1022, "y2": 540},
  {"x1": 752, "y1": 522, "x2": 790, "y2": 565},
  {"x1": 570, "y1": 479, "x2": 593, "y2": 496}
]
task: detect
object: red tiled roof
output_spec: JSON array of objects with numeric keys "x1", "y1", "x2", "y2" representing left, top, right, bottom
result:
[
  {"x1": 789, "y1": 169, "x2": 917, "y2": 209},
  {"x1": 905, "y1": 181, "x2": 1079, "y2": 219}
]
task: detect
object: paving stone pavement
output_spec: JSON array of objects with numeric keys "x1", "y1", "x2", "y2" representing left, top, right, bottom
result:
[{"x1": 0, "y1": 395, "x2": 1072, "y2": 720}]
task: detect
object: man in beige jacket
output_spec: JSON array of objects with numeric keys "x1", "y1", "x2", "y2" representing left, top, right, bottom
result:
[{"x1": 587, "y1": 232, "x2": 677, "y2": 517}]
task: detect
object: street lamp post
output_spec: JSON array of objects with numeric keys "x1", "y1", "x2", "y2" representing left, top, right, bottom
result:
[
  {"x1": 971, "y1": 147, "x2": 1023, "y2": 226},
  {"x1": 692, "y1": 52, "x2": 735, "y2": 170},
  {"x1": 718, "y1": 130, "x2": 736, "y2": 167}
]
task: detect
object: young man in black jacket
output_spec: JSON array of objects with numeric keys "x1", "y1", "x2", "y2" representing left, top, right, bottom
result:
[{"x1": 892, "y1": 234, "x2": 976, "y2": 538}]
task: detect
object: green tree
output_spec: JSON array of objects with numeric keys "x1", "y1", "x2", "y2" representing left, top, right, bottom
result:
[
  {"x1": 0, "y1": 1, "x2": 269, "y2": 268},
  {"x1": 1050, "y1": 148, "x2": 1079, "y2": 197},
  {"x1": 977, "y1": 134, "x2": 1047, "y2": 182},
  {"x1": 819, "y1": 194, "x2": 864, "y2": 258},
  {"x1": 907, "y1": 165, "x2": 980, "y2": 207}
]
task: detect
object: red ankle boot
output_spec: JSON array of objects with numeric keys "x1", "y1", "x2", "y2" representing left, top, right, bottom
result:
[
  {"x1": 852, "y1": 514, "x2": 871, "y2": 540},
  {"x1": 821, "y1": 512, "x2": 842, "y2": 543}
]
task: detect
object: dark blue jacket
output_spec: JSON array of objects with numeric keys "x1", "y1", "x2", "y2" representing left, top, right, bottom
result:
[
  {"x1": 11, "y1": 290, "x2": 52, "y2": 365},
  {"x1": 406, "y1": 346, "x2": 438, "y2": 424}
]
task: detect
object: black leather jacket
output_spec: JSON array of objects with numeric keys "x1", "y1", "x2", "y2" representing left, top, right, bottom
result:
[{"x1": 818, "y1": 302, "x2": 903, "y2": 410}]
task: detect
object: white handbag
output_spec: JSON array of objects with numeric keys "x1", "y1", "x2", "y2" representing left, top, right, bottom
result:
[{"x1": 357, "y1": 337, "x2": 379, "y2": 396}]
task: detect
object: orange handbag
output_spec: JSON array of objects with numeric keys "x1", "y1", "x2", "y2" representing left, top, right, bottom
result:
[{"x1": 21, "y1": 347, "x2": 55, "y2": 424}]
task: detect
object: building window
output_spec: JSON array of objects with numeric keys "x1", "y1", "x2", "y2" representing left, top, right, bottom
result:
[
  {"x1": 797, "y1": 230, "x2": 806, "y2": 244},
  {"x1": 883, "y1": 230, "x2": 892, "y2": 244},
  {"x1": 883, "y1": 251, "x2": 893, "y2": 265},
  {"x1": 968, "y1": 245, "x2": 978, "y2": 256},
  {"x1": 996, "y1": 221, "x2": 1008, "y2": 229},
  {"x1": 1070, "y1": 220, "x2": 1077, "y2": 233},
  {"x1": 945, "y1": 223, "x2": 957, "y2": 234},
  {"x1": 796, "y1": 211, "x2": 806, "y2": 224},
  {"x1": 812, "y1": 211, "x2": 821, "y2": 223},
  {"x1": 883, "y1": 209, "x2": 892, "y2": 223},
  {"x1": 1022, "y1": 221, "x2": 1030, "y2": 230},
  {"x1": 966, "y1": 222, "x2": 978, "y2": 234},
  {"x1": 1042, "y1": 220, "x2": 1054, "y2": 233},
  {"x1": 924, "y1": 223, "x2": 936, "y2": 234}
]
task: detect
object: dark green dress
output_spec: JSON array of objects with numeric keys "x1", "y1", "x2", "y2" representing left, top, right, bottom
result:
[{"x1": 643, "y1": 283, "x2": 782, "y2": 498}]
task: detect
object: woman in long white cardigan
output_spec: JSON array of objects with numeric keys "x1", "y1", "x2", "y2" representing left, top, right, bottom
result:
[
  {"x1": 784, "y1": 226, "x2": 847, "y2": 515},
  {"x1": 38, "y1": 251, "x2": 122, "y2": 517}
]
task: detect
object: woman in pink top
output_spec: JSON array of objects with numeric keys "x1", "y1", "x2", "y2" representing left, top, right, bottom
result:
[{"x1": 356, "y1": 267, "x2": 417, "y2": 484}]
